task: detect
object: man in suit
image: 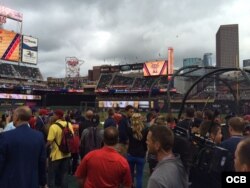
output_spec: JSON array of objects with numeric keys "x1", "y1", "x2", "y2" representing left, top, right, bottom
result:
[{"x1": 0, "y1": 106, "x2": 47, "y2": 188}]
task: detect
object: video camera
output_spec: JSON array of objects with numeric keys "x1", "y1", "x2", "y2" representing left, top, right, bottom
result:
[{"x1": 173, "y1": 126, "x2": 231, "y2": 174}]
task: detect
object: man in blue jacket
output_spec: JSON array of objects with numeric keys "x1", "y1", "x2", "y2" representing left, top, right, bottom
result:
[
  {"x1": 220, "y1": 117, "x2": 245, "y2": 171},
  {"x1": 0, "y1": 106, "x2": 47, "y2": 188}
]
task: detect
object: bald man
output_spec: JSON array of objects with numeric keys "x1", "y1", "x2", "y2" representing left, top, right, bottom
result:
[
  {"x1": 79, "y1": 109, "x2": 94, "y2": 135},
  {"x1": 0, "y1": 106, "x2": 47, "y2": 188},
  {"x1": 75, "y1": 127, "x2": 132, "y2": 188}
]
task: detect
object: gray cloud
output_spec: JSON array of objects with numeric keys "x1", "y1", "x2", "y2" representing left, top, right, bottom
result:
[{"x1": 2, "y1": 0, "x2": 249, "y2": 78}]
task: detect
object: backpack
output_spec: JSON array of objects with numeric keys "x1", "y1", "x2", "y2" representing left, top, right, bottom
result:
[
  {"x1": 54, "y1": 122, "x2": 74, "y2": 154},
  {"x1": 71, "y1": 123, "x2": 80, "y2": 153},
  {"x1": 80, "y1": 127, "x2": 103, "y2": 157}
]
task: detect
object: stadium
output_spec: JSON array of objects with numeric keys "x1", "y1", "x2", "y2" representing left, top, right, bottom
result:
[
  {"x1": 1, "y1": 6, "x2": 250, "y2": 117},
  {"x1": 0, "y1": 8, "x2": 177, "y2": 114},
  {"x1": 2, "y1": 5, "x2": 250, "y2": 188}
]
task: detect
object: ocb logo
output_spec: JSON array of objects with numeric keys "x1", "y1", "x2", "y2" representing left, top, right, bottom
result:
[{"x1": 226, "y1": 176, "x2": 247, "y2": 184}]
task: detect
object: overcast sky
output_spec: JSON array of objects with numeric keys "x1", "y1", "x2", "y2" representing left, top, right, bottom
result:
[{"x1": 1, "y1": 0, "x2": 250, "y2": 78}]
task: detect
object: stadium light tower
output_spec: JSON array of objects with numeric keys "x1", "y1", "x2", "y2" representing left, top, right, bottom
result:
[
  {"x1": 168, "y1": 47, "x2": 174, "y2": 80},
  {"x1": 65, "y1": 57, "x2": 84, "y2": 78}
]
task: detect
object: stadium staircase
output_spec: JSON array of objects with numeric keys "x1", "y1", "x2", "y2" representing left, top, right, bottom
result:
[{"x1": 10, "y1": 64, "x2": 21, "y2": 78}]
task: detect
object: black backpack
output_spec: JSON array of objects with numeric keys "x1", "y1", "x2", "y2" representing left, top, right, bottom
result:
[{"x1": 54, "y1": 122, "x2": 74, "y2": 154}]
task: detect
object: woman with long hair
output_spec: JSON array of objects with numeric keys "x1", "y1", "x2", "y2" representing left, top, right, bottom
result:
[{"x1": 127, "y1": 113, "x2": 148, "y2": 188}]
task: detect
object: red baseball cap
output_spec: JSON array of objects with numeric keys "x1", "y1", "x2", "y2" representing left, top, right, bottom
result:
[
  {"x1": 39, "y1": 109, "x2": 48, "y2": 116},
  {"x1": 54, "y1": 109, "x2": 64, "y2": 119}
]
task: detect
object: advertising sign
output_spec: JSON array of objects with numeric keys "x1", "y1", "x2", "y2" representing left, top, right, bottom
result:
[
  {"x1": 100, "y1": 66, "x2": 110, "y2": 73},
  {"x1": 22, "y1": 35, "x2": 38, "y2": 64},
  {"x1": 98, "y1": 100, "x2": 151, "y2": 109},
  {"x1": 110, "y1": 65, "x2": 120, "y2": 72},
  {"x1": 0, "y1": 29, "x2": 20, "y2": 61},
  {"x1": 120, "y1": 65, "x2": 131, "y2": 72},
  {"x1": 143, "y1": 61, "x2": 167, "y2": 76},
  {"x1": 0, "y1": 93, "x2": 41, "y2": 100},
  {"x1": 131, "y1": 63, "x2": 143, "y2": 70}
]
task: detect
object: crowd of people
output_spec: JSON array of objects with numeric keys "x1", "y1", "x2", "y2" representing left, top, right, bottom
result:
[
  {"x1": 96, "y1": 73, "x2": 174, "y2": 91},
  {"x1": 0, "y1": 105, "x2": 250, "y2": 188},
  {"x1": 96, "y1": 74, "x2": 113, "y2": 89},
  {"x1": 47, "y1": 78, "x2": 95, "y2": 90},
  {"x1": 111, "y1": 75, "x2": 135, "y2": 87},
  {"x1": 133, "y1": 77, "x2": 155, "y2": 90},
  {"x1": 13, "y1": 65, "x2": 43, "y2": 80},
  {"x1": 0, "y1": 63, "x2": 15, "y2": 77},
  {"x1": 0, "y1": 63, "x2": 46, "y2": 91},
  {"x1": 0, "y1": 63, "x2": 43, "y2": 80}
]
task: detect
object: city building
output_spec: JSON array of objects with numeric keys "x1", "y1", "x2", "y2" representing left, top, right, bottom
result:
[
  {"x1": 183, "y1": 58, "x2": 203, "y2": 75},
  {"x1": 203, "y1": 53, "x2": 213, "y2": 67},
  {"x1": 243, "y1": 59, "x2": 250, "y2": 68},
  {"x1": 182, "y1": 58, "x2": 203, "y2": 94},
  {"x1": 216, "y1": 24, "x2": 239, "y2": 68},
  {"x1": 183, "y1": 58, "x2": 203, "y2": 67}
]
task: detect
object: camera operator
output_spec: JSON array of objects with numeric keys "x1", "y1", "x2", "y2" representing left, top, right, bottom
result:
[
  {"x1": 177, "y1": 107, "x2": 195, "y2": 132},
  {"x1": 199, "y1": 121, "x2": 222, "y2": 145},
  {"x1": 190, "y1": 121, "x2": 223, "y2": 188}
]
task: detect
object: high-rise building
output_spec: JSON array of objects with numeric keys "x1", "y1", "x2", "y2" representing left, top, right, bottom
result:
[
  {"x1": 203, "y1": 53, "x2": 213, "y2": 67},
  {"x1": 216, "y1": 24, "x2": 239, "y2": 68},
  {"x1": 243, "y1": 59, "x2": 250, "y2": 67},
  {"x1": 183, "y1": 57, "x2": 203, "y2": 77},
  {"x1": 183, "y1": 58, "x2": 202, "y2": 67},
  {"x1": 182, "y1": 58, "x2": 203, "y2": 94}
]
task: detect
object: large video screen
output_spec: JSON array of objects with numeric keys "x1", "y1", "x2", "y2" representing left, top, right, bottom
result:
[
  {"x1": 98, "y1": 101, "x2": 151, "y2": 109},
  {"x1": 22, "y1": 35, "x2": 38, "y2": 64},
  {"x1": 143, "y1": 61, "x2": 167, "y2": 76},
  {"x1": 0, "y1": 93, "x2": 41, "y2": 100},
  {"x1": 0, "y1": 29, "x2": 21, "y2": 61}
]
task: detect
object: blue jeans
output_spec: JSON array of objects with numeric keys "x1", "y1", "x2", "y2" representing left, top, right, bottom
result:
[{"x1": 127, "y1": 154, "x2": 145, "y2": 188}]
